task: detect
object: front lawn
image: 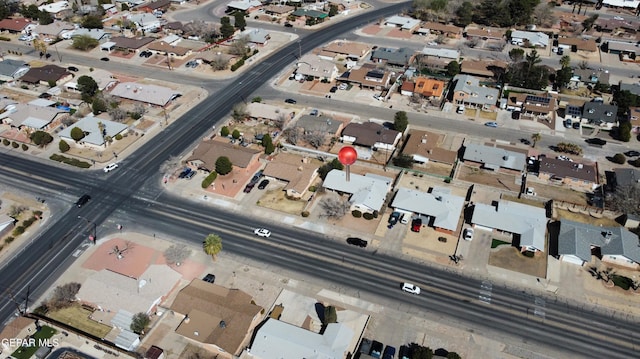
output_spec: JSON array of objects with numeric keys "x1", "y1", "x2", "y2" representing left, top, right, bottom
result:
[
  {"x1": 491, "y1": 239, "x2": 510, "y2": 248},
  {"x1": 11, "y1": 325, "x2": 56, "y2": 359},
  {"x1": 48, "y1": 304, "x2": 112, "y2": 338}
]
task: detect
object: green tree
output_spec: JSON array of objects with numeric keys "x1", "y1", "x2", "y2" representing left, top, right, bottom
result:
[
  {"x1": 446, "y1": 61, "x2": 460, "y2": 77},
  {"x1": 72, "y1": 35, "x2": 99, "y2": 51},
  {"x1": 82, "y1": 15, "x2": 104, "y2": 29},
  {"x1": 454, "y1": 1, "x2": 474, "y2": 27},
  {"x1": 556, "y1": 67, "x2": 572, "y2": 89},
  {"x1": 613, "y1": 90, "x2": 639, "y2": 116},
  {"x1": 130, "y1": 312, "x2": 150, "y2": 334},
  {"x1": 323, "y1": 306, "x2": 337, "y2": 324},
  {"x1": 559, "y1": 55, "x2": 571, "y2": 69},
  {"x1": 232, "y1": 129, "x2": 241, "y2": 139},
  {"x1": 38, "y1": 11, "x2": 53, "y2": 25},
  {"x1": 233, "y1": 12, "x2": 246, "y2": 31},
  {"x1": 59, "y1": 139, "x2": 70, "y2": 153},
  {"x1": 215, "y1": 156, "x2": 233, "y2": 175},
  {"x1": 19, "y1": 4, "x2": 40, "y2": 19},
  {"x1": 531, "y1": 133, "x2": 541, "y2": 147},
  {"x1": 446, "y1": 353, "x2": 462, "y2": 359},
  {"x1": 412, "y1": 345, "x2": 434, "y2": 359},
  {"x1": 30, "y1": 131, "x2": 53, "y2": 147},
  {"x1": 508, "y1": 48, "x2": 525, "y2": 63},
  {"x1": 393, "y1": 154, "x2": 414, "y2": 168},
  {"x1": 77, "y1": 75, "x2": 99, "y2": 102},
  {"x1": 92, "y1": 97, "x2": 107, "y2": 115},
  {"x1": 318, "y1": 158, "x2": 344, "y2": 180},
  {"x1": 619, "y1": 121, "x2": 632, "y2": 142},
  {"x1": 70, "y1": 127, "x2": 85, "y2": 142},
  {"x1": 328, "y1": 4, "x2": 339, "y2": 17},
  {"x1": 220, "y1": 126, "x2": 230, "y2": 137},
  {"x1": 393, "y1": 111, "x2": 409, "y2": 132},
  {"x1": 121, "y1": 3, "x2": 129, "y2": 11},
  {"x1": 220, "y1": 17, "x2": 235, "y2": 38},
  {"x1": 262, "y1": 133, "x2": 275, "y2": 154},
  {"x1": 582, "y1": 14, "x2": 598, "y2": 31},
  {"x1": 203, "y1": 233, "x2": 223, "y2": 260},
  {"x1": 612, "y1": 153, "x2": 626, "y2": 164}
]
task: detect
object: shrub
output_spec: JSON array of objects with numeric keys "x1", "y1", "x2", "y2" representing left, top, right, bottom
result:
[
  {"x1": 373, "y1": 210, "x2": 379, "y2": 218},
  {"x1": 22, "y1": 217, "x2": 36, "y2": 228},
  {"x1": 12, "y1": 226, "x2": 25, "y2": 236},
  {"x1": 201, "y1": 172, "x2": 217, "y2": 188},
  {"x1": 2, "y1": 139, "x2": 9, "y2": 146},
  {"x1": 251, "y1": 97, "x2": 262, "y2": 103},
  {"x1": 309, "y1": 186, "x2": 317, "y2": 192},
  {"x1": 630, "y1": 158, "x2": 640, "y2": 167},
  {"x1": 230, "y1": 58, "x2": 245, "y2": 71},
  {"x1": 59, "y1": 140, "x2": 70, "y2": 153},
  {"x1": 33, "y1": 210, "x2": 43, "y2": 217},
  {"x1": 21, "y1": 144, "x2": 28, "y2": 151},
  {"x1": 444, "y1": 177, "x2": 452, "y2": 183},
  {"x1": 612, "y1": 153, "x2": 626, "y2": 164},
  {"x1": 11, "y1": 141, "x2": 18, "y2": 148},
  {"x1": 4, "y1": 236, "x2": 13, "y2": 244},
  {"x1": 49, "y1": 154, "x2": 91, "y2": 168},
  {"x1": 216, "y1": 156, "x2": 233, "y2": 175},
  {"x1": 115, "y1": 134, "x2": 123, "y2": 140},
  {"x1": 352, "y1": 210, "x2": 362, "y2": 218},
  {"x1": 0, "y1": 36, "x2": 10, "y2": 41},
  {"x1": 301, "y1": 211, "x2": 310, "y2": 217},
  {"x1": 363, "y1": 212, "x2": 374, "y2": 220},
  {"x1": 232, "y1": 129, "x2": 241, "y2": 139},
  {"x1": 220, "y1": 126, "x2": 230, "y2": 137}
]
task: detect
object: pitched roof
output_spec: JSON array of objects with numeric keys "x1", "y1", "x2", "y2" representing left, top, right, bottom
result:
[
  {"x1": 227, "y1": 0, "x2": 261, "y2": 11},
  {"x1": 72, "y1": 27, "x2": 109, "y2": 40},
  {"x1": 292, "y1": 9, "x2": 328, "y2": 18},
  {"x1": 321, "y1": 41, "x2": 369, "y2": 58},
  {"x1": 262, "y1": 153, "x2": 318, "y2": 194},
  {"x1": 572, "y1": 69, "x2": 611, "y2": 85},
  {"x1": 0, "y1": 18, "x2": 32, "y2": 32},
  {"x1": 371, "y1": 47, "x2": 415, "y2": 66},
  {"x1": 452, "y1": 74, "x2": 499, "y2": 107},
  {"x1": 472, "y1": 200, "x2": 547, "y2": 251},
  {"x1": 137, "y1": 0, "x2": 171, "y2": 10},
  {"x1": 170, "y1": 279, "x2": 263, "y2": 355},
  {"x1": 296, "y1": 54, "x2": 337, "y2": 79},
  {"x1": 343, "y1": 64, "x2": 391, "y2": 88},
  {"x1": 538, "y1": 157, "x2": 598, "y2": 183},
  {"x1": 510, "y1": 30, "x2": 550, "y2": 47},
  {"x1": 296, "y1": 115, "x2": 342, "y2": 134},
  {"x1": 147, "y1": 41, "x2": 191, "y2": 56},
  {"x1": 413, "y1": 77, "x2": 445, "y2": 98},
  {"x1": 0, "y1": 317, "x2": 35, "y2": 341},
  {"x1": 465, "y1": 27, "x2": 505, "y2": 39},
  {"x1": 582, "y1": 102, "x2": 618, "y2": 123},
  {"x1": 558, "y1": 37, "x2": 598, "y2": 52},
  {"x1": 187, "y1": 140, "x2": 261, "y2": 171},
  {"x1": 402, "y1": 129, "x2": 457, "y2": 164},
  {"x1": 32, "y1": 21, "x2": 74, "y2": 36},
  {"x1": 619, "y1": 82, "x2": 640, "y2": 96},
  {"x1": 247, "y1": 102, "x2": 286, "y2": 121},
  {"x1": 0, "y1": 103, "x2": 65, "y2": 129},
  {"x1": 110, "y1": 36, "x2": 155, "y2": 49},
  {"x1": 558, "y1": 220, "x2": 640, "y2": 263},
  {"x1": 240, "y1": 28, "x2": 270, "y2": 44},
  {"x1": 322, "y1": 170, "x2": 392, "y2": 212},
  {"x1": 385, "y1": 15, "x2": 420, "y2": 30},
  {"x1": 110, "y1": 82, "x2": 181, "y2": 107},
  {"x1": 420, "y1": 22, "x2": 462, "y2": 35},
  {"x1": 392, "y1": 187, "x2": 464, "y2": 231},
  {"x1": 421, "y1": 46, "x2": 459, "y2": 59},
  {"x1": 460, "y1": 59, "x2": 507, "y2": 77},
  {"x1": 58, "y1": 116, "x2": 128, "y2": 146},
  {"x1": 163, "y1": 21, "x2": 184, "y2": 31},
  {"x1": 20, "y1": 64, "x2": 71, "y2": 83},
  {"x1": 462, "y1": 143, "x2": 526, "y2": 171},
  {"x1": 614, "y1": 168, "x2": 640, "y2": 188},
  {"x1": 0, "y1": 59, "x2": 29, "y2": 77},
  {"x1": 341, "y1": 122, "x2": 400, "y2": 147},
  {"x1": 250, "y1": 319, "x2": 353, "y2": 359},
  {"x1": 263, "y1": 4, "x2": 295, "y2": 14}
]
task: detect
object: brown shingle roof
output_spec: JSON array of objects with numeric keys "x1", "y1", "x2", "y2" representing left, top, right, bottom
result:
[
  {"x1": 0, "y1": 18, "x2": 31, "y2": 32},
  {"x1": 147, "y1": 41, "x2": 191, "y2": 56},
  {"x1": 137, "y1": 0, "x2": 171, "y2": 11},
  {"x1": 422, "y1": 22, "x2": 462, "y2": 35},
  {"x1": 111, "y1": 36, "x2": 155, "y2": 50},
  {"x1": 558, "y1": 37, "x2": 598, "y2": 52},
  {"x1": 187, "y1": 139, "x2": 261, "y2": 171},
  {"x1": 539, "y1": 157, "x2": 598, "y2": 183},
  {"x1": 342, "y1": 122, "x2": 400, "y2": 147},
  {"x1": 460, "y1": 59, "x2": 507, "y2": 77},
  {"x1": 170, "y1": 280, "x2": 263, "y2": 355},
  {"x1": 262, "y1": 153, "x2": 318, "y2": 194},
  {"x1": 402, "y1": 130, "x2": 457, "y2": 165},
  {"x1": 20, "y1": 64, "x2": 71, "y2": 84},
  {"x1": 263, "y1": 4, "x2": 295, "y2": 14},
  {"x1": 465, "y1": 27, "x2": 505, "y2": 40},
  {"x1": 0, "y1": 316, "x2": 35, "y2": 341}
]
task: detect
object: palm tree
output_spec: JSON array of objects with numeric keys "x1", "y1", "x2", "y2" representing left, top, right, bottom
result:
[
  {"x1": 531, "y1": 133, "x2": 541, "y2": 148},
  {"x1": 203, "y1": 233, "x2": 222, "y2": 260},
  {"x1": 559, "y1": 55, "x2": 571, "y2": 69}
]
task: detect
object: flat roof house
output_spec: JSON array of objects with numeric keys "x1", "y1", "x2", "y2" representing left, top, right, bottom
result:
[
  {"x1": 510, "y1": 30, "x2": 549, "y2": 47},
  {"x1": 247, "y1": 102, "x2": 290, "y2": 122},
  {"x1": 460, "y1": 59, "x2": 507, "y2": 78},
  {"x1": 472, "y1": 200, "x2": 548, "y2": 252},
  {"x1": 392, "y1": 187, "x2": 464, "y2": 234},
  {"x1": 341, "y1": 64, "x2": 391, "y2": 91},
  {"x1": 418, "y1": 22, "x2": 463, "y2": 38},
  {"x1": 462, "y1": 143, "x2": 526, "y2": 171},
  {"x1": 319, "y1": 40, "x2": 370, "y2": 61},
  {"x1": 262, "y1": 153, "x2": 318, "y2": 198},
  {"x1": 322, "y1": 169, "x2": 393, "y2": 213},
  {"x1": 450, "y1": 74, "x2": 499, "y2": 110},
  {"x1": 296, "y1": 114, "x2": 344, "y2": 137},
  {"x1": 538, "y1": 157, "x2": 599, "y2": 191},
  {"x1": 0, "y1": 103, "x2": 68, "y2": 131},
  {"x1": 341, "y1": 122, "x2": 401, "y2": 151}
]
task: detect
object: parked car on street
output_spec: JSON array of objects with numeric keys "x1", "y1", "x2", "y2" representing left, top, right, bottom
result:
[
  {"x1": 625, "y1": 150, "x2": 640, "y2": 157},
  {"x1": 484, "y1": 121, "x2": 498, "y2": 128},
  {"x1": 100, "y1": 57, "x2": 109, "y2": 61},
  {"x1": 284, "y1": 98, "x2": 297, "y2": 104}
]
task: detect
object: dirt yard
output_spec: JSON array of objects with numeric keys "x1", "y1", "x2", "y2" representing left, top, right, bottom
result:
[
  {"x1": 488, "y1": 246, "x2": 548, "y2": 278},
  {"x1": 555, "y1": 208, "x2": 620, "y2": 227},
  {"x1": 457, "y1": 165, "x2": 521, "y2": 192},
  {"x1": 257, "y1": 188, "x2": 308, "y2": 215}
]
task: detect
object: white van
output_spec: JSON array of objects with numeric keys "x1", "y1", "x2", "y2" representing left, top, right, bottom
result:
[{"x1": 400, "y1": 213, "x2": 411, "y2": 225}]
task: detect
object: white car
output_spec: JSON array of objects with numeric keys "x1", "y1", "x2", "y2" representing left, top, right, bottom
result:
[
  {"x1": 338, "y1": 83, "x2": 348, "y2": 90},
  {"x1": 401, "y1": 282, "x2": 421, "y2": 295},
  {"x1": 103, "y1": 163, "x2": 119, "y2": 173},
  {"x1": 526, "y1": 187, "x2": 536, "y2": 196},
  {"x1": 463, "y1": 228, "x2": 474, "y2": 241},
  {"x1": 254, "y1": 228, "x2": 271, "y2": 238},
  {"x1": 614, "y1": 16, "x2": 624, "y2": 21}
]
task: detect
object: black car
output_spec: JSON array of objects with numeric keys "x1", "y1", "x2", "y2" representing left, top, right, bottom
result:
[
  {"x1": 329, "y1": 86, "x2": 338, "y2": 93},
  {"x1": 75, "y1": 194, "x2": 91, "y2": 208},
  {"x1": 185, "y1": 171, "x2": 196, "y2": 179},
  {"x1": 346, "y1": 237, "x2": 367, "y2": 248},
  {"x1": 625, "y1": 150, "x2": 640, "y2": 157},
  {"x1": 258, "y1": 179, "x2": 270, "y2": 190},
  {"x1": 67, "y1": 66, "x2": 79, "y2": 72},
  {"x1": 100, "y1": 57, "x2": 109, "y2": 61},
  {"x1": 202, "y1": 273, "x2": 216, "y2": 283},
  {"x1": 244, "y1": 183, "x2": 255, "y2": 193},
  {"x1": 388, "y1": 211, "x2": 401, "y2": 225},
  {"x1": 586, "y1": 138, "x2": 607, "y2": 146},
  {"x1": 284, "y1": 22, "x2": 293, "y2": 27},
  {"x1": 284, "y1": 98, "x2": 297, "y2": 104}
]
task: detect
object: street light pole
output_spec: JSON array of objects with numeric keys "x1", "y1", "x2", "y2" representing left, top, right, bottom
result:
[{"x1": 77, "y1": 216, "x2": 97, "y2": 244}]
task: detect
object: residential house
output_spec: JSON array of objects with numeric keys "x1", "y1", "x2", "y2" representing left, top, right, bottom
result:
[
  {"x1": 240, "y1": 28, "x2": 270, "y2": 46},
  {"x1": 613, "y1": 168, "x2": 640, "y2": 189},
  {"x1": 227, "y1": 0, "x2": 262, "y2": 12},
  {"x1": 194, "y1": 51, "x2": 237, "y2": 68},
  {"x1": 247, "y1": 102, "x2": 292, "y2": 123},
  {"x1": 328, "y1": 0, "x2": 360, "y2": 11},
  {"x1": 401, "y1": 129, "x2": 457, "y2": 165},
  {"x1": 417, "y1": 22, "x2": 463, "y2": 38},
  {"x1": 606, "y1": 40, "x2": 640, "y2": 56},
  {"x1": 0, "y1": 103, "x2": 67, "y2": 131},
  {"x1": 341, "y1": 122, "x2": 401, "y2": 151},
  {"x1": 127, "y1": 13, "x2": 162, "y2": 33},
  {"x1": 370, "y1": 47, "x2": 415, "y2": 67},
  {"x1": 569, "y1": 69, "x2": 611, "y2": 90},
  {"x1": 295, "y1": 54, "x2": 339, "y2": 81},
  {"x1": 0, "y1": 18, "x2": 32, "y2": 34},
  {"x1": 411, "y1": 77, "x2": 446, "y2": 99},
  {"x1": 109, "y1": 36, "x2": 156, "y2": 51},
  {"x1": 296, "y1": 114, "x2": 344, "y2": 137},
  {"x1": 262, "y1": 153, "x2": 318, "y2": 198},
  {"x1": 462, "y1": 143, "x2": 526, "y2": 172},
  {"x1": 450, "y1": 74, "x2": 499, "y2": 110},
  {"x1": 32, "y1": 21, "x2": 75, "y2": 40},
  {"x1": 555, "y1": 12, "x2": 588, "y2": 31},
  {"x1": 384, "y1": 15, "x2": 421, "y2": 32},
  {"x1": 0, "y1": 59, "x2": 30, "y2": 82},
  {"x1": 263, "y1": 5, "x2": 295, "y2": 15},
  {"x1": 58, "y1": 116, "x2": 128, "y2": 148},
  {"x1": 20, "y1": 64, "x2": 72, "y2": 86},
  {"x1": 71, "y1": 28, "x2": 111, "y2": 42},
  {"x1": 147, "y1": 41, "x2": 192, "y2": 58},
  {"x1": 400, "y1": 81, "x2": 415, "y2": 96},
  {"x1": 620, "y1": 82, "x2": 640, "y2": 96},
  {"x1": 77, "y1": 265, "x2": 182, "y2": 314},
  {"x1": 581, "y1": 102, "x2": 618, "y2": 128},
  {"x1": 0, "y1": 317, "x2": 36, "y2": 352},
  {"x1": 537, "y1": 157, "x2": 599, "y2": 191},
  {"x1": 102, "y1": 3, "x2": 118, "y2": 15},
  {"x1": 163, "y1": 21, "x2": 185, "y2": 35},
  {"x1": 0, "y1": 214, "x2": 16, "y2": 238},
  {"x1": 38, "y1": 1, "x2": 71, "y2": 18},
  {"x1": 558, "y1": 220, "x2": 640, "y2": 268},
  {"x1": 419, "y1": 47, "x2": 460, "y2": 70},
  {"x1": 318, "y1": 41, "x2": 370, "y2": 61},
  {"x1": 602, "y1": 0, "x2": 640, "y2": 9},
  {"x1": 629, "y1": 106, "x2": 640, "y2": 131},
  {"x1": 187, "y1": 140, "x2": 261, "y2": 173},
  {"x1": 114, "y1": 0, "x2": 146, "y2": 8},
  {"x1": 464, "y1": 27, "x2": 505, "y2": 41},
  {"x1": 512, "y1": 93, "x2": 558, "y2": 122},
  {"x1": 460, "y1": 59, "x2": 507, "y2": 78},
  {"x1": 471, "y1": 200, "x2": 548, "y2": 252},
  {"x1": 322, "y1": 169, "x2": 393, "y2": 213},
  {"x1": 136, "y1": 0, "x2": 172, "y2": 13},
  {"x1": 291, "y1": 8, "x2": 328, "y2": 24},
  {"x1": 340, "y1": 63, "x2": 391, "y2": 90},
  {"x1": 510, "y1": 30, "x2": 549, "y2": 47},
  {"x1": 392, "y1": 187, "x2": 464, "y2": 234},
  {"x1": 170, "y1": 279, "x2": 264, "y2": 356},
  {"x1": 65, "y1": 69, "x2": 118, "y2": 93},
  {"x1": 249, "y1": 318, "x2": 353, "y2": 359},
  {"x1": 110, "y1": 82, "x2": 181, "y2": 107},
  {"x1": 558, "y1": 37, "x2": 599, "y2": 53}
]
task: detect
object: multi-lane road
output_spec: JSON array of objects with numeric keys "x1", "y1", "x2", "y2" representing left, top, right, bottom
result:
[{"x1": 0, "y1": 2, "x2": 639, "y2": 358}]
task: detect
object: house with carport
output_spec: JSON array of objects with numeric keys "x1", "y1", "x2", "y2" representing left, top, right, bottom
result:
[
  {"x1": 557, "y1": 220, "x2": 640, "y2": 269},
  {"x1": 419, "y1": 47, "x2": 460, "y2": 70},
  {"x1": 322, "y1": 169, "x2": 393, "y2": 214},
  {"x1": 462, "y1": 143, "x2": 526, "y2": 172},
  {"x1": 417, "y1": 22, "x2": 463, "y2": 38},
  {"x1": 147, "y1": 41, "x2": 192, "y2": 59},
  {"x1": 471, "y1": 200, "x2": 548, "y2": 252},
  {"x1": 464, "y1": 27, "x2": 505, "y2": 41},
  {"x1": 170, "y1": 279, "x2": 264, "y2": 357},
  {"x1": 558, "y1": 37, "x2": 598, "y2": 54},
  {"x1": 240, "y1": 28, "x2": 270, "y2": 46},
  {"x1": 510, "y1": 30, "x2": 549, "y2": 47},
  {"x1": 38, "y1": 1, "x2": 71, "y2": 18},
  {"x1": 58, "y1": 116, "x2": 128, "y2": 149},
  {"x1": 392, "y1": 187, "x2": 464, "y2": 235},
  {"x1": 109, "y1": 82, "x2": 181, "y2": 107},
  {"x1": 581, "y1": 102, "x2": 618, "y2": 129},
  {"x1": 187, "y1": 140, "x2": 261, "y2": 173},
  {"x1": 31, "y1": 21, "x2": 75, "y2": 39},
  {"x1": 127, "y1": 13, "x2": 162, "y2": 33},
  {"x1": 0, "y1": 103, "x2": 68, "y2": 131},
  {"x1": 109, "y1": 36, "x2": 155, "y2": 52},
  {"x1": 262, "y1": 153, "x2": 318, "y2": 198},
  {"x1": 384, "y1": 15, "x2": 420, "y2": 32},
  {"x1": 318, "y1": 41, "x2": 370, "y2": 61}
]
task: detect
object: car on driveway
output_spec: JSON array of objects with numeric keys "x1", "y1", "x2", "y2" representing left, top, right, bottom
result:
[
  {"x1": 359, "y1": 338, "x2": 372, "y2": 355},
  {"x1": 284, "y1": 98, "x2": 297, "y2": 104},
  {"x1": 411, "y1": 217, "x2": 422, "y2": 232},
  {"x1": 401, "y1": 282, "x2": 421, "y2": 294},
  {"x1": 178, "y1": 167, "x2": 192, "y2": 178},
  {"x1": 243, "y1": 183, "x2": 255, "y2": 193},
  {"x1": 625, "y1": 150, "x2": 640, "y2": 157},
  {"x1": 258, "y1": 179, "x2": 270, "y2": 190},
  {"x1": 185, "y1": 171, "x2": 196, "y2": 179},
  {"x1": 383, "y1": 345, "x2": 396, "y2": 359},
  {"x1": 370, "y1": 341, "x2": 384, "y2": 359},
  {"x1": 329, "y1": 86, "x2": 338, "y2": 93},
  {"x1": 338, "y1": 83, "x2": 348, "y2": 90},
  {"x1": 202, "y1": 273, "x2": 216, "y2": 283},
  {"x1": 463, "y1": 228, "x2": 474, "y2": 241},
  {"x1": 254, "y1": 228, "x2": 271, "y2": 237},
  {"x1": 103, "y1": 163, "x2": 118, "y2": 173},
  {"x1": 388, "y1": 211, "x2": 401, "y2": 226},
  {"x1": 346, "y1": 237, "x2": 367, "y2": 248},
  {"x1": 484, "y1": 121, "x2": 498, "y2": 128}
]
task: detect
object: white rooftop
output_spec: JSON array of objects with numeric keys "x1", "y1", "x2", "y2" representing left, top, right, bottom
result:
[
  {"x1": 392, "y1": 187, "x2": 464, "y2": 232},
  {"x1": 323, "y1": 169, "x2": 392, "y2": 212}
]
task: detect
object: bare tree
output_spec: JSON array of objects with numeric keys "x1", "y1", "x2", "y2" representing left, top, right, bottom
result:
[
  {"x1": 62, "y1": 117, "x2": 75, "y2": 126},
  {"x1": 229, "y1": 36, "x2": 249, "y2": 56},
  {"x1": 160, "y1": 155, "x2": 182, "y2": 174},
  {"x1": 47, "y1": 282, "x2": 81, "y2": 310},
  {"x1": 533, "y1": 2, "x2": 557, "y2": 27},
  {"x1": 109, "y1": 241, "x2": 134, "y2": 260},
  {"x1": 108, "y1": 107, "x2": 128, "y2": 122},
  {"x1": 9, "y1": 204, "x2": 27, "y2": 217},
  {"x1": 304, "y1": 130, "x2": 326, "y2": 149},
  {"x1": 164, "y1": 244, "x2": 192, "y2": 266},
  {"x1": 131, "y1": 104, "x2": 146, "y2": 117},
  {"x1": 609, "y1": 184, "x2": 640, "y2": 215},
  {"x1": 319, "y1": 197, "x2": 349, "y2": 218},
  {"x1": 274, "y1": 112, "x2": 288, "y2": 130},
  {"x1": 184, "y1": 20, "x2": 220, "y2": 40},
  {"x1": 283, "y1": 127, "x2": 301, "y2": 145},
  {"x1": 231, "y1": 102, "x2": 249, "y2": 121},
  {"x1": 210, "y1": 54, "x2": 230, "y2": 71},
  {"x1": 465, "y1": 38, "x2": 479, "y2": 48}
]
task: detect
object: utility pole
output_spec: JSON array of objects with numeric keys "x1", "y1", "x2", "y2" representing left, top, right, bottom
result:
[{"x1": 78, "y1": 216, "x2": 97, "y2": 244}]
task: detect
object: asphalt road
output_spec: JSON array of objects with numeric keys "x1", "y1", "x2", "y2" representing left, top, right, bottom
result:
[{"x1": 0, "y1": 2, "x2": 638, "y2": 358}]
